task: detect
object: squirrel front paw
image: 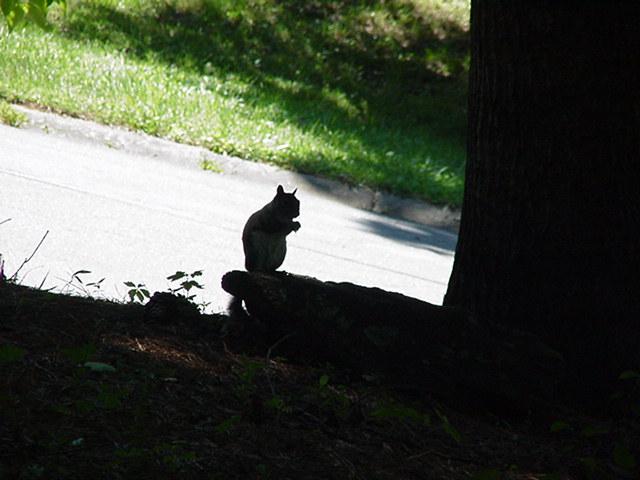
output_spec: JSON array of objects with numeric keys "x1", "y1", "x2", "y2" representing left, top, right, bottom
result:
[{"x1": 292, "y1": 221, "x2": 301, "y2": 232}]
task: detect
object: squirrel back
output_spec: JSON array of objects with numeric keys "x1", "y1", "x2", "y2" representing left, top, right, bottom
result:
[{"x1": 242, "y1": 185, "x2": 301, "y2": 272}]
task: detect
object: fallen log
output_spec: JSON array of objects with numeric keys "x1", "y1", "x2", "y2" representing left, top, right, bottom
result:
[{"x1": 221, "y1": 270, "x2": 567, "y2": 414}]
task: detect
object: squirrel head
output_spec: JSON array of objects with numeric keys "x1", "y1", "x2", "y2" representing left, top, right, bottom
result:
[{"x1": 273, "y1": 185, "x2": 300, "y2": 221}]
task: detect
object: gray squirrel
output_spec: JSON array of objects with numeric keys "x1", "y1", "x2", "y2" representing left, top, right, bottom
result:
[{"x1": 242, "y1": 185, "x2": 300, "y2": 272}]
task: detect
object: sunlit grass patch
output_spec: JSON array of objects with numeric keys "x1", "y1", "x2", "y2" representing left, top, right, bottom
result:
[
  {"x1": 0, "y1": 1, "x2": 469, "y2": 205},
  {"x1": 0, "y1": 99, "x2": 27, "y2": 127}
]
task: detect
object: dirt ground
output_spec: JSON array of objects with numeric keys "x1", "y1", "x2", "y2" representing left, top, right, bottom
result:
[{"x1": 1, "y1": 282, "x2": 637, "y2": 479}]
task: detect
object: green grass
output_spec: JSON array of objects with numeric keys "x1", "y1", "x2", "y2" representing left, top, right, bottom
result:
[
  {"x1": 0, "y1": 99, "x2": 27, "y2": 126},
  {"x1": 0, "y1": 0, "x2": 469, "y2": 205}
]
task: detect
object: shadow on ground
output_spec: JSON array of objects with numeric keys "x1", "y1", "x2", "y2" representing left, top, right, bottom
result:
[
  {"x1": 63, "y1": 0, "x2": 468, "y2": 128},
  {"x1": 356, "y1": 217, "x2": 457, "y2": 254}
]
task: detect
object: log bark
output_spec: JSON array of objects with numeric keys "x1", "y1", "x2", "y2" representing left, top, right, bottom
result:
[{"x1": 222, "y1": 270, "x2": 566, "y2": 413}]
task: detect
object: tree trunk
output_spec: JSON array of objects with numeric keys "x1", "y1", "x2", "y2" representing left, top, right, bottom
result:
[{"x1": 445, "y1": 2, "x2": 640, "y2": 383}]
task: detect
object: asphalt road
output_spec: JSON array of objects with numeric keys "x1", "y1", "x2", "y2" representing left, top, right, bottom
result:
[{"x1": 0, "y1": 113, "x2": 456, "y2": 313}]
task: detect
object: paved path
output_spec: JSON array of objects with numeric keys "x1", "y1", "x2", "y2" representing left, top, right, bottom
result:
[{"x1": 0, "y1": 109, "x2": 456, "y2": 312}]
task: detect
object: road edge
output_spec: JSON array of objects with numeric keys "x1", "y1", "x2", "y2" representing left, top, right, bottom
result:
[{"x1": 13, "y1": 104, "x2": 461, "y2": 233}]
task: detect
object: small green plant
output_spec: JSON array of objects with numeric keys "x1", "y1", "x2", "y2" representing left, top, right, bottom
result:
[
  {"x1": 256, "y1": 463, "x2": 271, "y2": 480},
  {"x1": 549, "y1": 420, "x2": 636, "y2": 472},
  {"x1": 112, "y1": 445, "x2": 157, "y2": 473},
  {"x1": 201, "y1": 158, "x2": 224, "y2": 173},
  {"x1": 167, "y1": 270, "x2": 204, "y2": 301},
  {"x1": 371, "y1": 399, "x2": 430, "y2": 426},
  {"x1": 22, "y1": 463, "x2": 45, "y2": 479},
  {"x1": 232, "y1": 358, "x2": 263, "y2": 399},
  {"x1": 265, "y1": 394, "x2": 291, "y2": 416},
  {"x1": 124, "y1": 281, "x2": 151, "y2": 303},
  {"x1": 549, "y1": 420, "x2": 571, "y2": 433},
  {"x1": 471, "y1": 469, "x2": 501, "y2": 480},
  {"x1": 0, "y1": 99, "x2": 27, "y2": 126},
  {"x1": 549, "y1": 418, "x2": 611, "y2": 438},
  {"x1": 312, "y1": 374, "x2": 352, "y2": 420},
  {"x1": 154, "y1": 443, "x2": 197, "y2": 472},
  {"x1": 619, "y1": 370, "x2": 640, "y2": 381},
  {"x1": 371, "y1": 398, "x2": 463, "y2": 443},
  {"x1": 215, "y1": 414, "x2": 241, "y2": 434},
  {"x1": 61, "y1": 343, "x2": 96, "y2": 364},
  {"x1": 0, "y1": 344, "x2": 25, "y2": 364},
  {"x1": 74, "y1": 398, "x2": 95, "y2": 414},
  {"x1": 95, "y1": 385, "x2": 127, "y2": 410},
  {"x1": 63, "y1": 270, "x2": 105, "y2": 297}
]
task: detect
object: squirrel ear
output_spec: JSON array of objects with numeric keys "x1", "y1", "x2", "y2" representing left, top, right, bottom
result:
[{"x1": 277, "y1": 185, "x2": 284, "y2": 195}]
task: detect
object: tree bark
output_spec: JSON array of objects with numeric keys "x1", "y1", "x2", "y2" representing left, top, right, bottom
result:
[{"x1": 445, "y1": 2, "x2": 640, "y2": 382}]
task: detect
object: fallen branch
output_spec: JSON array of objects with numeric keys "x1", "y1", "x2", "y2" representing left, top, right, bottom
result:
[{"x1": 221, "y1": 270, "x2": 568, "y2": 415}]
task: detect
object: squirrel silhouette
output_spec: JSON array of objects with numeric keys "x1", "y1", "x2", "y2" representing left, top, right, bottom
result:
[{"x1": 242, "y1": 185, "x2": 300, "y2": 272}]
